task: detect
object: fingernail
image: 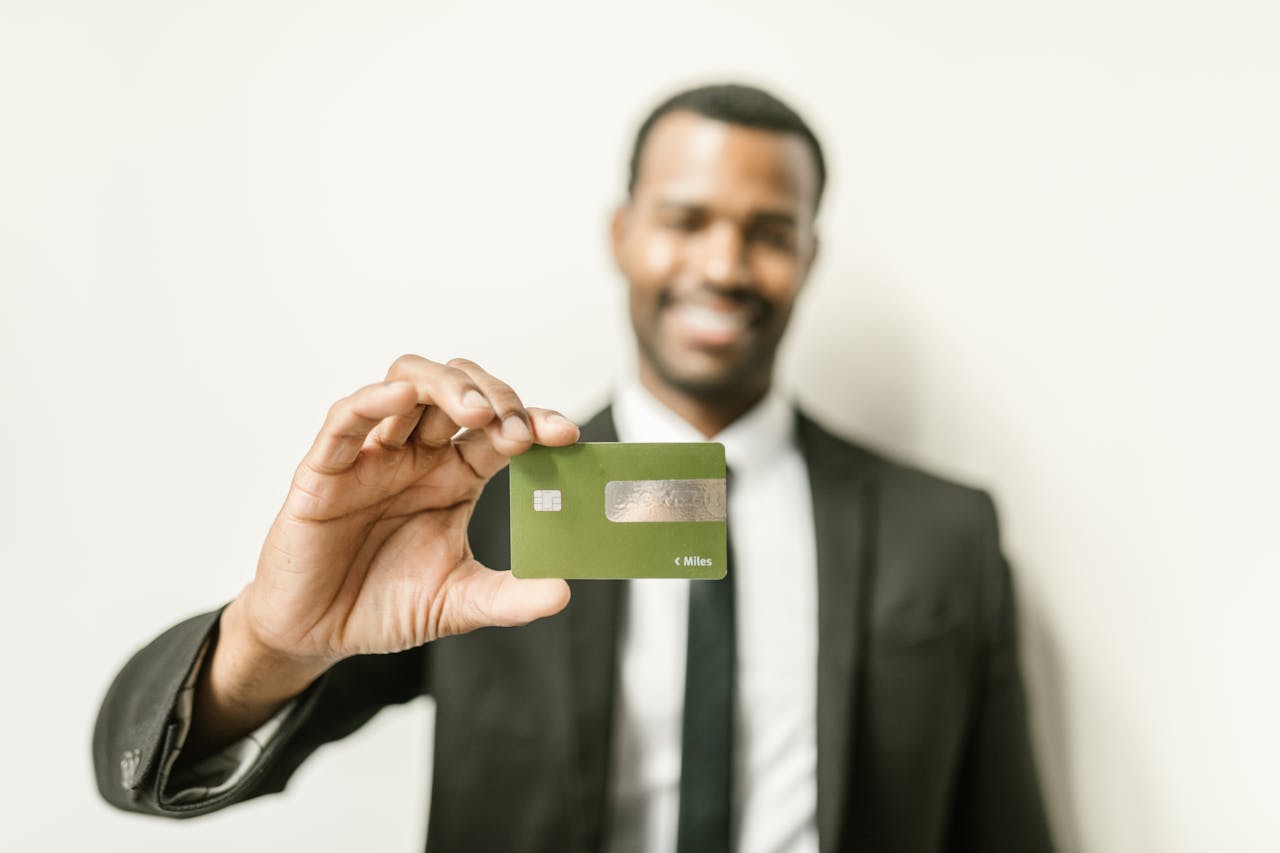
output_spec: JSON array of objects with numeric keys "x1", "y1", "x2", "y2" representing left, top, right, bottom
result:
[
  {"x1": 502, "y1": 415, "x2": 532, "y2": 441},
  {"x1": 462, "y1": 389, "x2": 489, "y2": 409},
  {"x1": 547, "y1": 413, "x2": 576, "y2": 428}
]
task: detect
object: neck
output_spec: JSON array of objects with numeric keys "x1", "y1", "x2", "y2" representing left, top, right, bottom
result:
[{"x1": 638, "y1": 362, "x2": 770, "y2": 438}]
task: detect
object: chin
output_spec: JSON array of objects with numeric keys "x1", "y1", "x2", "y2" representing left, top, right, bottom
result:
[{"x1": 652, "y1": 354, "x2": 770, "y2": 404}]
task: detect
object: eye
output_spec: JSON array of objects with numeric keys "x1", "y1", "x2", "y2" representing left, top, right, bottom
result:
[
  {"x1": 750, "y1": 225, "x2": 796, "y2": 251},
  {"x1": 661, "y1": 211, "x2": 706, "y2": 232}
]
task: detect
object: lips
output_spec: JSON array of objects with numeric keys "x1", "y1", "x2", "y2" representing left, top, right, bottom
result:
[{"x1": 665, "y1": 298, "x2": 758, "y2": 348}]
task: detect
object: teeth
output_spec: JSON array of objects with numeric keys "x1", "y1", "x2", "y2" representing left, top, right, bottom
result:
[{"x1": 672, "y1": 303, "x2": 748, "y2": 335}]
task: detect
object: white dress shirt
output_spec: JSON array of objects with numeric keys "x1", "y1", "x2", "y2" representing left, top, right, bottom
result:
[
  {"x1": 164, "y1": 384, "x2": 821, "y2": 853},
  {"x1": 607, "y1": 382, "x2": 819, "y2": 853}
]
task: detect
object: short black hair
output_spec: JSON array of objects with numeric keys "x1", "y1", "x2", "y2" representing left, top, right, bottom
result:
[{"x1": 627, "y1": 82, "x2": 827, "y2": 212}]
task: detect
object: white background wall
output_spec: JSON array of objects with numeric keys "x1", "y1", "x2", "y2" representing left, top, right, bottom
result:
[{"x1": 2, "y1": 1, "x2": 1277, "y2": 850}]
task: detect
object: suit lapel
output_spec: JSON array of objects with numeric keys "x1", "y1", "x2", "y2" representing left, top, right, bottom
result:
[
  {"x1": 563, "y1": 407, "x2": 624, "y2": 852},
  {"x1": 797, "y1": 413, "x2": 879, "y2": 853}
]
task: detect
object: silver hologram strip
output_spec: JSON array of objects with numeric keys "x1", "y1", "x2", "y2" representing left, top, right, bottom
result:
[{"x1": 604, "y1": 478, "x2": 727, "y2": 523}]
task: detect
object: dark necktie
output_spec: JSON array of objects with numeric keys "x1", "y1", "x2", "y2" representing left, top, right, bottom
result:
[{"x1": 676, "y1": 474, "x2": 735, "y2": 853}]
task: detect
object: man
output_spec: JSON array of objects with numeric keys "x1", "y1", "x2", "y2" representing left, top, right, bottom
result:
[{"x1": 94, "y1": 84, "x2": 1055, "y2": 853}]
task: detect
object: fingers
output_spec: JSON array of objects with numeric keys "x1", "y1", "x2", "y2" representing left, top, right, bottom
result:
[
  {"x1": 380, "y1": 354, "x2": 497, "y2": 446},
  {"x1": 303, "y1": 354, "x2": 493, "y2": 473},
  {"x1": 303, "y1": 355, "x2": 579, "y2": 478},
  {"x1": 413, "y1": 404, "x2": 464, "y2": 447},
  {"x1": 456, "y1": 407, "x2": 580, "y2": 479},
  {"x1": 304, "y1": 381, "x2": 421, "y2": 474},
  {"x1": 379, "y1": 354, "x2": 554, "y2": 454},
  {"x1": 444, "y1": 358, "x2": 534, "y2": 453},
  {"x1": 527, "y1": 407, "x2": 582, "y2": 446},
  {"x1": 370, "y1": 404, "x2": 425, "y2": 449}
]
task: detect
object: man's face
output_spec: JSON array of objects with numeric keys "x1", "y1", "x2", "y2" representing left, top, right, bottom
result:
[{"x1": 612, "y1": 110, "x2": 820, "y2": 403}]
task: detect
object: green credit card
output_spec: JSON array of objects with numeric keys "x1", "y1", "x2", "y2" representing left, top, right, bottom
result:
[{"x1": 509, "y1": 442, "x2": 727, "y2": 579}]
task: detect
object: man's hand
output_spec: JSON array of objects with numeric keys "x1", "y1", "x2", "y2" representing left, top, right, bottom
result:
[{"x1": 186, "y1": 356, "x2": 577, "y2": 756}]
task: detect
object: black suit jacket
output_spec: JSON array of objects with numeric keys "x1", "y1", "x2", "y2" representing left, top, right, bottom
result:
[{"x1": 94, "y1": 407, "x2": 1055, "y2": 853}]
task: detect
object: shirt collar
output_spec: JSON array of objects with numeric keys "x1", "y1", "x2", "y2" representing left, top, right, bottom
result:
[{"x1": 612, "y1": 380, "x2": 796, "y2": 473}]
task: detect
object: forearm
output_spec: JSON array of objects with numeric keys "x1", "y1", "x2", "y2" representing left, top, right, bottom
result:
[{"x1": 180, "y1": 596, "x2": 331, "y2": 762}]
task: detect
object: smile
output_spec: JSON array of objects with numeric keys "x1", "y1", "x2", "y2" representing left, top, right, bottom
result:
[{"x1": 666, "y1": 300, "x2": 755, "y2": 347}]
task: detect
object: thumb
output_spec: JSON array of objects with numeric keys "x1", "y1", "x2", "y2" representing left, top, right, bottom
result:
[{"x1": 440, "y1": 564, "x2": 572, "y2": 637}]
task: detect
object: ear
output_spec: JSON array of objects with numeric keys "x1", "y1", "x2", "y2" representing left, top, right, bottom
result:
[{"x1": 609, "y1": 204, "x2": 629, "y2": 270}]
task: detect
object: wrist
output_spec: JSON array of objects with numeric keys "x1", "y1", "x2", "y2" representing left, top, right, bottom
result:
[
  {"x1": 182, "y1": 597, "x2": 330, "y2": 760},
  {"x1": 205, "y1": 597, "x2": 329, "y2": 720}
]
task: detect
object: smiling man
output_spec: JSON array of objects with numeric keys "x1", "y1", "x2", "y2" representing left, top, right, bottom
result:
[
  {"x1": 615, "y1": 105, "x2": 820, "y2": 435},
  {"x1": 94, "y1": 84, "x2": 1055, "y2": 853}
]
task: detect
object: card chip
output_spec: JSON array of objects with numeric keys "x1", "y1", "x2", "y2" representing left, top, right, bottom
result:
[{"x1": 532, "y1": 489, "x2": 562, "y2": 512}]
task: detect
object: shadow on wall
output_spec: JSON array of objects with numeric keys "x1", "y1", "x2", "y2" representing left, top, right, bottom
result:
[
  {"x1": 783, "y1": 263, "x2": 1082, "y2": 851},
  {"x1": 1016, "y1": 575, "x2": 1083, "y2": 852},
  {"x1": 784, "y1": 266, "x2": 920, "y2": 461}
]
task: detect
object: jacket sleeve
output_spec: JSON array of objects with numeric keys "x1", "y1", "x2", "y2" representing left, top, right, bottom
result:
[
  {"x1": 90, "y1": 460, "x2": 522, "y2": 818},
  {"x1": 946, "y1": 494, "x2": 1056, "y2": 852},
  {"x1": 92, "y1": 606, "x2": 428, "y2": 817}
]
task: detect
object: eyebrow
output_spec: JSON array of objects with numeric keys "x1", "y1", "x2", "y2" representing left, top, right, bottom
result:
[{"x1": 654, "y1": 201, "x2": 798, "y2": 227}]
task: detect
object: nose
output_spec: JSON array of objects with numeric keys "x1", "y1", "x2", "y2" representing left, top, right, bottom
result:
[{"x1": 698, "y1": 222, "x2": 752, "y2": 289}]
